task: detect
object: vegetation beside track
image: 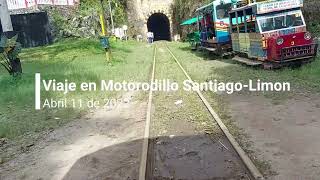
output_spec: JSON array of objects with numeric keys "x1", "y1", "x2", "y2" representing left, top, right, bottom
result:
[
  {"x1": 0, "y1": 39, "x2": 153, "y2": 140},
  {"x1": 168, "y1": 42, "x2": 320, "y2": 101}
]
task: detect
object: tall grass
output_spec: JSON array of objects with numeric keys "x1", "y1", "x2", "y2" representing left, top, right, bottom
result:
[{"x1": 0, "y1": 38, "x2": 153, "y2": 139}]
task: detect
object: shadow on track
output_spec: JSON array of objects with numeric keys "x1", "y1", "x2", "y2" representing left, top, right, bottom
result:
[{"x1": 62, "y1": 135, "x2": 252, "y2": 180}]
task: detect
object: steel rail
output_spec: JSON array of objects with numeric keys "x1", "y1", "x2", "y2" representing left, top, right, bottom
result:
[{"x1": 138, "y1": 45, "x2": 156, "y2": 180}]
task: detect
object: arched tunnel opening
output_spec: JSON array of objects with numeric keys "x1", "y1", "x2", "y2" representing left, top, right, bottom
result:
[{"x1": 147, "y1": 13, "x2": 171, "y2": 41}]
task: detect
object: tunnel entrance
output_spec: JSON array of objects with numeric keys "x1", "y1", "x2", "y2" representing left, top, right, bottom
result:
[{"x1": 147, "y1": 13, "x2": 171, "y2": 41}]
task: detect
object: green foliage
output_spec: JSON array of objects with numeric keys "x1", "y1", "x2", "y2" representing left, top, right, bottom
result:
[
  {"x1": 303, "y1": 0, "x2": 320, "y2": 36},
  {"x1": 51, "y1": 9, "x2": 66, "y2": 29},
  {"x1": 47, "y1": 0, "x2": 127, "y2": 38},
  {"x1": 80, "y1": 0, "x2": 127, "y2": 27},
  {"x1": 172, "y1": 0, "x2": 211, "y2": 38},
  {"x1": 0, "y1": 35, "x2": 22, "y2": 75},
  {"x1": 111, "y1": 0, "x2": 127, "y2": 26}
]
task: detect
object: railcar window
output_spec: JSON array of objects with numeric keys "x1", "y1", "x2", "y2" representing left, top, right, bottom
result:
[
  {"x1": 258, "y1": 12, "x2": 304, "y2": 32},
  {"x1": 259, "y1": 18, "x2": 275, "y2": 32},
  {"x1": 231, "y1": 18, "x2": 238, "y2": 33},
  {"x1": 274, "y1": 16, "x2": 285, "y2": 29},
  {"x1": 238, "y1": 16, "x2": 246, "y2": 33},
  {"x1": 286, "y1": 14, "x2": 304, "y2": 27},
  {"x1": 245, "y1": 8, "x2": 257, "y2": 33},
  {"x1": 230, "y1": 8, "x2": 257, "y2": 33},
  {"x1": 216, "y1": 3, "x2": 232, "y2": 19},
  {"x1": 230, "y1": 12, "x2": 238, "y2": 33}
]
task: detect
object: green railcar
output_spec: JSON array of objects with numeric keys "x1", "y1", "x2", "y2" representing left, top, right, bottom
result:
[{"x1": 181, "y1": 17, "x2": 202, "y2": 50}]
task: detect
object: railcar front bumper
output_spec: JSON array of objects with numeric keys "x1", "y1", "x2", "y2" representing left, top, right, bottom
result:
[{"x1": 277, "y1": 43, "x2": 318, "y2": 62}]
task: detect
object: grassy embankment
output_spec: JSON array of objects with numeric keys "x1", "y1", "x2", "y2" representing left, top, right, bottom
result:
[
  {"x1": 0, "y1": 38, "x2": 153, "y2": 140},
  {"x1": 168, "y1": 42, "x2": 320, "y2": 99}
]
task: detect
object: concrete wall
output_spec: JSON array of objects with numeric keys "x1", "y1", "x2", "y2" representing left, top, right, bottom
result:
[{"x1": 0, "y1": 11, "x2": 53, "y2": 48}]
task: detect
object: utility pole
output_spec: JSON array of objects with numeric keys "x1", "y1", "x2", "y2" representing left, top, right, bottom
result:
[
  {"x1": 108, "y1": 0, "x2": 114, "y2": 33},
  {"x1": 0, "y1": 0, "x2": 13, "y2": 32}
]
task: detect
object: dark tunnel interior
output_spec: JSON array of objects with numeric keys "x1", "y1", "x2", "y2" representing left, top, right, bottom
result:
[{"x1": 147, "y1": 13, "x2": 171, "y2": 41}]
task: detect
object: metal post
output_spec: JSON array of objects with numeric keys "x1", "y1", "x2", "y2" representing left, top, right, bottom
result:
[
  {"x1": 100, "y1": 13, "x2": 107, "y2": 36},
  {"x1": 204, "y1": 13, "x2": 207, "y2": 41},
  {"x1": 100, "y1": 0, "x2": 112, "y2": 63},
  {"x1": 0, "y1": 0, "x2": 13, "y2": 32},
  {"x1": 99, "y1": 0, "x2": 107, "y2": 36}
]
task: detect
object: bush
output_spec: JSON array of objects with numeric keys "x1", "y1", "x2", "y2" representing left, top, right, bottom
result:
[{"x1": 0, "y1": 34, "x2": 22, "y2": 76}]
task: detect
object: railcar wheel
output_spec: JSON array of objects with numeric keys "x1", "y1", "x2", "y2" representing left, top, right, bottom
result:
[{"x1": 263, "y1": 63, "x2": 274, "y2": 70}]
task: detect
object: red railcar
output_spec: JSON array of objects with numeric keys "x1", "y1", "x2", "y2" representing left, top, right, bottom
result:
[{"x1": 229, "y1": 0, "x2": 318, "y2": 68}]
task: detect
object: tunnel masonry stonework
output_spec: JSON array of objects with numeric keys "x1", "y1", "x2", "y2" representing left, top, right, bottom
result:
[{"x1": 127, "y1": 0, "x2": 174, "y2": 40}]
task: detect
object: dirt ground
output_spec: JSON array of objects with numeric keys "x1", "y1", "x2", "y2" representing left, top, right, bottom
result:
[
  {"x1": 0, "y1": 92, "x2": 146, "y2": 180},
  {"x1": 149, "y1": 128, "x2": 251, "y2": 180},
  {"x1": 226, "y1": 92, "x2": 320, "y2": 180}
]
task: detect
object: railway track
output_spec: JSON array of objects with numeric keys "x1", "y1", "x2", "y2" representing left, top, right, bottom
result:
[{"x1": 139, "y1": 42, "x2": 264, "y2": 180}]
